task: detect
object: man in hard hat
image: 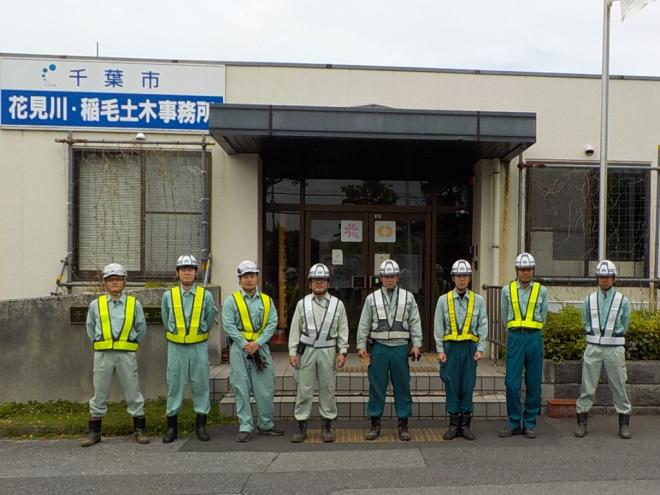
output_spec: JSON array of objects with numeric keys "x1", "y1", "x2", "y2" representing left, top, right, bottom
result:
[
  {"x1": 288, "y1": 263, "x2": 349, "y2": 443},
  {"x1": 575, "y1": 260, "x2": 632, "y2": 439},
  {"x1": 357, "y1": 259, "x2": 422, "y2": 441},
  {"x1": 161, "y1": 254, "x2": 217, "y2": 443},
  {"x1": 222, "y1": 260, "x2": 283, "y2": 442},
  {"x1": 434, "y1": 259, "x2": 488, "y2": 441},
  {"x1": 82, "y1": 263, "x2": 148, "y2": 447},
  {"x1": 499, "y1": 252, "x2": 548, "y2": 439}
]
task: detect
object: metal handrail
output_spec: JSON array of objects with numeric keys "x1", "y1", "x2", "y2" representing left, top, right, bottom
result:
[{"x1": 482, "y1": 284, "x2": 504, "y2": 364}]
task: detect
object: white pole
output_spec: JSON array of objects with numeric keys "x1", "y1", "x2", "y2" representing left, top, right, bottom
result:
[{"x1": 598, "y1": 0, "x2": 613, "y2": 261}]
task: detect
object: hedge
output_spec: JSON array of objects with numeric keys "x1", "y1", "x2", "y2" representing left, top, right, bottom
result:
[{"x1": 543, "y1": 306, "x2": 660, "y2": 362}]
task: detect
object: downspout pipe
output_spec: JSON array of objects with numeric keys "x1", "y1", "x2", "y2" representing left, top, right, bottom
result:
[
  {"x1": 517, "y1": 153, "x2": 525, "y2": 254},
  {"x1": 200, "y1": 136, "x2": 210, "y2": 282},
  {"x1": 492, "y1": 160, "x2": 501, "y2": 287},
  {"x1": 66, "y1": 131, "x2": 74, "y2": 293}
]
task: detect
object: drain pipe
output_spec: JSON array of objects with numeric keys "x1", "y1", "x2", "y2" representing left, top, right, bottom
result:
[
  {"x1": 517, "y1": 153, "x2": 525, "y2": 253},
  {"x1": 66, "y1": 131, "x2": 74, "y2": 293},
  {"x1": 492, "y1": 160, "x2": 501, "y2": 287},
  {"x1": 199, "y1": 136, "x2": 210, "y2": 282}
]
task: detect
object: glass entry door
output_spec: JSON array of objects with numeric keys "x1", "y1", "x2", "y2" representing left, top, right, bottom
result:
[{"x1": 305, "y1": 211, "x2": 431, "y2": 350}]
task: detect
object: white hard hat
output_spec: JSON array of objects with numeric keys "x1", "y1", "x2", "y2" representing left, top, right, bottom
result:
[
  {"x1": 176, "y1": 254, "x2": 199, "y2": 269},
  {"x1": 308, "y1": 263, "x2": 331, "y2": 279},
  {"x1": 237, "y1": 259, "x2": 259, "y2": 276},
  {"x1": 102, "y1": 263, "x2": 127, "y2": 279},
  {"x1": 451, "y1": 259, "x2": 472, "y2": 275},
  {"x1": 379, "y1": 259, "x2": 400, "y2": 276},
  {"x1": 515, "y1": 252, "x2": 536, "y2": 269},
  {"x1": 596, "y1": 259, "x2": 617, "y2": 277}
]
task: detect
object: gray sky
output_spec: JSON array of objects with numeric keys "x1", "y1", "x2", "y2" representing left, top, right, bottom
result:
[{"x1": 2, "y1": 0, "x2": 660, "y2": 76}]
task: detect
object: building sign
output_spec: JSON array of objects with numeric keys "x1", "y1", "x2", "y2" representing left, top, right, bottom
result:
[{"x1": 0, "y1": 57, "x2": 224, "y2": 131}]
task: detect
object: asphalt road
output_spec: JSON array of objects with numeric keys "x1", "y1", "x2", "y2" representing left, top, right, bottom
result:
[{"x1": 1, "y1": 415, "x2": 658, "y2": 495}]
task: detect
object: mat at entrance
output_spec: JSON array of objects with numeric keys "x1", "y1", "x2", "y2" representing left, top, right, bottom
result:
[{"x1": 304, "y1": 427, "x2": 445, "y2": 443}]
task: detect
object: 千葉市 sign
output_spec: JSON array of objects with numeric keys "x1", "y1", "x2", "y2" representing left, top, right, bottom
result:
[{"x1": 0, "y1": 57, "x2": 224, "y2": 131}]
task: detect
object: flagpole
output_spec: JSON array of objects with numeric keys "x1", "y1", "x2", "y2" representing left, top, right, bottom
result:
[{"x1": 598, "y1": 0, "x2": 612, "y2": 261}]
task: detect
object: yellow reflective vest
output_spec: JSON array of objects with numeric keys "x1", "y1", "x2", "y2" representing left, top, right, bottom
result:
[
  {"x1": 94, "y1": 295, "x2": 138, "y2": 351},
  {"x1": 506, "y1": 281, "x2": 544, "y2": 330},
  {"x1": 232, "y1": 290, "x2": 271, "y2": 341},
  {"x1": 444, "y1": 290, "x2": 478, "y2": 342},
  {"x1": 166, "y1": 286, "x2": 208, "y2": 344}
]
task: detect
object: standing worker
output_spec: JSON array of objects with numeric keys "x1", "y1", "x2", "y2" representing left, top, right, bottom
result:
[
  {"x1": 575, "y1": 260, "x2": 632, "y2": 439},
  {"x1": 288, "y1": 263, "x2": 349, "y2": 443},
  {"x1": 499, "y1": 252, "x2": 548, "y2": 439},
  {"x1": 434, "y1": 259, "x2": 488, "y2": 441},
  {"x1": 222, "y1": 260, "x2": 284, "y2": 442},
  {"x1": 82, "y1": 263, "x2": 149, "y2": 447},
  {"x1": 357, "y1": 259, "x2": 422, "y2": 441},
  {"x1": 161, "y1": 254, "x2": 217, "y2": 443}
]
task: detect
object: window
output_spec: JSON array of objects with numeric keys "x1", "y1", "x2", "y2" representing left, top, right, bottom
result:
[
  {"x1": 527, "y1": 164, "x2": 649, "y2": 278},
  {"x1": 76, "y1": 149, "x2": 210, "y2": 279}
]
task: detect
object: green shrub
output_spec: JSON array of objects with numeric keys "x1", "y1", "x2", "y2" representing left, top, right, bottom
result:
[
  {"x1": 543, "y1": 306, "x2": 585, "y2": 362},
  {"x1": 543, "y1": 306, "x2": 660, "y2": 362}
]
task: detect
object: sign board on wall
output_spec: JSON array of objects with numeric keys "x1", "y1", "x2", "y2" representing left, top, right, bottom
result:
[{"x1": 0, "y1": 57, "x2": 224, "y2": 131}]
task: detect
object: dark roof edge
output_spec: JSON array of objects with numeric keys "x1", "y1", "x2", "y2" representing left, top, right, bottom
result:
[{"x1": 1, "y1": 52, "x2": 659, "y2": 82}]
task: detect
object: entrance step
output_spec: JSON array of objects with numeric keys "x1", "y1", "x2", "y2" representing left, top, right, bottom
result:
[
  {"x1": 217, "y1": 392, "x2": 507, "y2": 419},
  {"x1": 210, "y1": 353, "x2": 506, "y2": 399},
  {"x1": 212, "y1": 353, "x2": 508, "y2": 420}
]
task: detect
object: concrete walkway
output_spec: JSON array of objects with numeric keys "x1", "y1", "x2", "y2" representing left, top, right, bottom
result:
[{"x1": 2, "y1": 415, "x2": 659, "y2": 494}]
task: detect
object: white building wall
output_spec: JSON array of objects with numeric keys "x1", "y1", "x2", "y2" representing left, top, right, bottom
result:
[
  {"x1": 2, "y1": 60, "x2": 660, "y2": 299},
  {"x1": 213, "y1": 151, "x2": 261, "y2": 302},
  {"x1": 0, "y1": 130, "x2": 68, "y2": 299}
]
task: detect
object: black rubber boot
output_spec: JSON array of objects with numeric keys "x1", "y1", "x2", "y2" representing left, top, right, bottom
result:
[
  {"x1": 196, "y1": 414, "x2": 210, "y2": 441},
  {"x1": 461, "y1": 413, "x2": 475, "y2": 441},
  {"x1": 365, "y1": 416, "x2": 381, "y2": 441},
  {"x1": 575, "y1": 413, "x2": 588, "y2": 438},
  {"x1": 619, "y1": 414, "x2": 631, "y2": 439},
  {"x1": 291, "y1": 420, "x2": 308, "y2": 443},
  {"x1": 81, "y1": 418, "x2": 102, "y2": 447},
  {"x1": 321, "y1": 419, "x2": 336, "y2": 443},
  {"x1": 443, "y1": 414, "x2": 461, "y2": 441},
  {"x1": 397, "y1": 418, "x2": 411, "y2": 441},
  {"x1": 133, "y1": 416, "x2": 150, "y2": 444},
  {"x1": 162, "y1": 415, "x2": 178, "y2": 444}
]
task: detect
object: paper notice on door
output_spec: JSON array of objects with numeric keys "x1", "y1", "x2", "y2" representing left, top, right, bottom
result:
[
  {"x1": 374, "y1": 253, "x2": 390, "y2": 274},
  {"x1": 374, "y1": 221, "x2": 396, "y2": 243},
  {"x1": 332, "y1": 249, "x2": 343, "y2": 266}
]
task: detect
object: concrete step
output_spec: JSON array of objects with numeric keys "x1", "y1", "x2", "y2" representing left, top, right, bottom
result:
[
  {"x1": 210, "y1": 372, "x2": 506, "y2": 398},
  {"x1": 217, "y1": 392, "x2": 507, "y2": 419}
]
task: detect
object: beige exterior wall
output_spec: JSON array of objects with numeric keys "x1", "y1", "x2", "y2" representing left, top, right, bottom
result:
[
  {"x1": 213, "y1": 151, "x2": 261, "y2": 302},
  {"x1": 0, "y1": 130, "x2": 69, "y2": 299},
  {"x1": 2, "y1": 60, "x2": 660, "y2": 301}
]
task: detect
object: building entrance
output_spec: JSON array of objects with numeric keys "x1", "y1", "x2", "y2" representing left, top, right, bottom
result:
[{"x1": 306, "y1": 211, "x2": 430, "y2": 349}]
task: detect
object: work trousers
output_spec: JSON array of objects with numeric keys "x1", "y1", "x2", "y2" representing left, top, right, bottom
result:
[
  {"x1": 230, "y1": 342, "x2": 276, "y2": 433},
  {"x1": 293, "y1": 346, "x2": 338, "y2": 421},
  {"x1": 367, "y1": 342, "x2": 412, "y2": 419},
  {"x1": 440, "y1": 340, "x2": 478, "y2": 415},
  {"x1": 89, "y1": 351, "x2": 145, "y2": 417},
  {"x1": 505, "y1": 330, "x2": 543, "y2": 430},
  {"x1": 166, "y1": 341, "x2": 210, "y2": 416},
  {"x1": 576, "y1": 343, "x2": 632, "y2": 415}
]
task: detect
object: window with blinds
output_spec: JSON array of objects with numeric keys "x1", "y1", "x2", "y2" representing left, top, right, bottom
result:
[{"x1": 76, "y1": 149, "x2": 208, "y2": 279}]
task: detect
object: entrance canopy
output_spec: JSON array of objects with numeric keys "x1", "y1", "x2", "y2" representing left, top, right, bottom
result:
[{"x1": 209, "y1": 104, "x2": 536, "y2": 163}]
